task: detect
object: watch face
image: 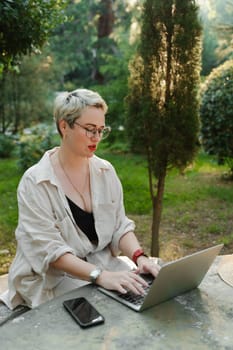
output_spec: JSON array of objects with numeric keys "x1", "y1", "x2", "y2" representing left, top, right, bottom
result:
[{"x1": 90, "y1": 268, "x2": 102, "y2": 283}]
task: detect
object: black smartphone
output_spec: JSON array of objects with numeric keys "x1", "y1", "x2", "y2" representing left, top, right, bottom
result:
[{"x1": 63, "y1": 297, "x2": 105, "y2": 328}]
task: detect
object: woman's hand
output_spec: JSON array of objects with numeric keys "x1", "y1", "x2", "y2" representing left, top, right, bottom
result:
[
  {"x1": 96, "y1": 269, "x2": 149, "y2": 295},
  {"x1": 118, "y1": 232, "x2": 161, "y2": 280},
  {"x1": 136, "y1": 256, "x2": 161, "y2": 278}
]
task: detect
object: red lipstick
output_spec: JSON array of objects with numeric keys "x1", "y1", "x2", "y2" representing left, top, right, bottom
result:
[{"x1": 88, "y1": 145, "x2": 97, "y2": 152}]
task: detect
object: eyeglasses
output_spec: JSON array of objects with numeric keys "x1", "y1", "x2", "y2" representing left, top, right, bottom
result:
[{"x1": 74, "y1": 122, "x2": 111, "y2": 140}]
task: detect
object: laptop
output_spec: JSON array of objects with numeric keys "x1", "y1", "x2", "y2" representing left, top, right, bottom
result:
[{"x1": 98, "y1": 244, "x2": 223, "y2": 312}]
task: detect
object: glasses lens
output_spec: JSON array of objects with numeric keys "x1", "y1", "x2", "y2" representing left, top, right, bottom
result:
[{"x1": 101, "y1": 127, "x2": 111, "y2": 139}]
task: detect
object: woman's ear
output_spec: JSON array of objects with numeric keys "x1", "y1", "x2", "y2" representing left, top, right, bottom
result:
[{"x1": 58, "y1": 119, "x2": 67, "y2": 138}]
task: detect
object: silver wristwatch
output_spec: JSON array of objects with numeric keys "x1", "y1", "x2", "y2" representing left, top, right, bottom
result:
[{"x1": 89, "y1": 267, "x2": 102, "y2": 284}]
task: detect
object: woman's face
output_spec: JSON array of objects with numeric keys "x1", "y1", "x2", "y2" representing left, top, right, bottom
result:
[{"x1": 60, "y1": 106, "x2": 106, "y2": 158}]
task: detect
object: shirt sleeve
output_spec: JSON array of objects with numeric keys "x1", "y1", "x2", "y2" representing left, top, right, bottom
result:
[{"x1": 16, "y1": 174, "x2": 75, "y2": 275}]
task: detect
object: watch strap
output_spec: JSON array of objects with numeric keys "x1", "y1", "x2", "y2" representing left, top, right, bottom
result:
[
  {"x1": 132, "y1": 249, "x2": 148, "y2": 265},
  {"x1": 89, "y1": 267, "x2": 102, "y2": 284}
]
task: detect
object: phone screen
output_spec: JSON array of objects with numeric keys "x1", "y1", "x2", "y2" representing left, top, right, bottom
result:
[{"x1": 63, "y1": 297, "x2": 105, "y2": 328}]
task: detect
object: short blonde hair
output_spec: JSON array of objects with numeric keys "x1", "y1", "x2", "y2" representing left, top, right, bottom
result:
[{"x1": 53, "y1": 88, "x2": 108, "y2": 136}]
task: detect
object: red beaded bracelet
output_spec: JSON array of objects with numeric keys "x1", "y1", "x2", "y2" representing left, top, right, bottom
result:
[{"x1": 132, "y1": 249, "x2": 147, "y2": 265}]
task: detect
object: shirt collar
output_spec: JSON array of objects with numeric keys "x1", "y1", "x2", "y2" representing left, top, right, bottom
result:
[{"x1": 34, "y1": 147, "x2": 111, "y2": 185}]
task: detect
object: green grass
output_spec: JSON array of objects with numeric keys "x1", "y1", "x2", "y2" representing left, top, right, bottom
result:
[
  {"x1": 0, "y1": 159, "x2": 21, "y2": 237},
  {"x1": 0, "y1": 150, "x2": 233, "y2": 274},
  {"x1": 98, "y1": 152, "x2": 151, "y2": 214},
  {"x1": 97, "y1": 149, "x2": 233, "y2": 260},
  {"x1": 0, "y1": 158, "x2": 22, "y2": 274}
]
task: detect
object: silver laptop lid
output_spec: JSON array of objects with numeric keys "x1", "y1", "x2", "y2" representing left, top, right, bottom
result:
[
  {"x1": 98, "y1": 244, "x2": 223, "y2": 312},
  {"x1": 141, "y1": 243, "x2": 223, "y2": 311}
]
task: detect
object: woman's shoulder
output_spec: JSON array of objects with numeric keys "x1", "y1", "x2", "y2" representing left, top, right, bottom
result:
[
  {"x1": 19, "y1": 148, "x2": 57, "y2": 185},
  {"x1": 91, "y1": 154, "x2": 114, "y2": 171}
]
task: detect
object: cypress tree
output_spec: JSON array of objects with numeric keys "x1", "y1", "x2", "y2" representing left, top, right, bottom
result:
[{"x1": 126, "y1": 0, "x2": 202, "y2": 256}]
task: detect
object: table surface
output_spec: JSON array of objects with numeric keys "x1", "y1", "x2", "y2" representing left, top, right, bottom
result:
[{"x1": 0, "y1": 256, "x2": 232, "y2": 350}]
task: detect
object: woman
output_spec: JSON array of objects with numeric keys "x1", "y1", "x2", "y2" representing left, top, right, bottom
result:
[{"x1": 1, "y1": 89, "x2": 160, "y2": 309}]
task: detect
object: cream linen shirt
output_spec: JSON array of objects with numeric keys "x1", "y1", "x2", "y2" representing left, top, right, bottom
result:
[{"x1": 1, "y1": 148, "x2": 135, "y2": 309}]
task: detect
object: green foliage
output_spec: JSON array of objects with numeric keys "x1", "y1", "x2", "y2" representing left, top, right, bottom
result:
[
  {"x1": 0, "y1": 134, "x2": 16, "y2": 158},
  {"x1": 49, "y1": 0, "x2": 136, "y2": 132},
  {"x1": 91, "y1": 72, "x2": 130, "y2": 144},
  {"x1": 49, "y1": 0, "x2": 97, "y2": 90},
  {"x1": 200, "y1": 21, "x2": 219, "y2": 76},
  {"x1": 198, "y1": 0, "x2": 219, "y2": 76},
  {"x1": 0, "y1": 0, "x2": 68, "y2": 72},
  {"x1": 0, "y1": 1, "x2": 137, "y2": 136},
  {"x1": 200, "y1": 59, "x2": 233, "y2": 176},
  {"x1": 0, "y1": 54, "x2": 55, "y2": 134},
  {"x1": 127, "y1": 0, "x2": 202, "y2": 177},
  {"x1": 126, "y1": 0, "x2": 202, "y2": 255},
  {"x1": 198, "y1": 0, "x2": 233, "y2": 75},
  {"x1": 50, "y1": 0, "x2": 117, "y2": 89},
  {"x1": 16, "y1": 124, "x2": 59, "y2": 171},
  {"x1": 208, "y1": 0, "x2": 233, "y2": 62}
]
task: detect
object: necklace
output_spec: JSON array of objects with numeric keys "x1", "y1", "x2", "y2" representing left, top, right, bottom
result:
[{"x1": 58, "y1": 153, "x2": 89, "y2": 212}]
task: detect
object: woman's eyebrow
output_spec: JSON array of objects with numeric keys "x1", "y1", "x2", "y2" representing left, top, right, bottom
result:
[{"x1": 85, "y1": 123, "x2": 105, "y2": 128}]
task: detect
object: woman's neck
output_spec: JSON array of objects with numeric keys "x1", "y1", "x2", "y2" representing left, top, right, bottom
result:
[{"x1": 58, "y1": 146, "x2": 89, "y2": 172}]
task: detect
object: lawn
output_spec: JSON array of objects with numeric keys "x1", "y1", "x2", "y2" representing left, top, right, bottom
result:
[
  {"x1": 99, "y1": 150, "x2": 233, "y2": 260},
  {"x1": 0, "y1": 150, "x2": 232, "y2": 274}
]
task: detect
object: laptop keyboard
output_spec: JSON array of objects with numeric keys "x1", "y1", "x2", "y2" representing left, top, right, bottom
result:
[{"x1": 116, "y1": 274, "x2": 154, "y2": 306}]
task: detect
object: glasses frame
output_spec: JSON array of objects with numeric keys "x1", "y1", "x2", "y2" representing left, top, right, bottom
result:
[{"x1": 74, "y1": 121, "x2": 111, "y2": 140}]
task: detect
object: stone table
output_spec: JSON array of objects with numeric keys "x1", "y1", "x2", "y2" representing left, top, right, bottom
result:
[{"x1": 0, "y1": 256, "x2": 232, "y2": 350}]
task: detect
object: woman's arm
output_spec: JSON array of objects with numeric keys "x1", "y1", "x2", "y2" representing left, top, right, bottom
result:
[
  {"x1": 119, "y1": 231, "x2": 161, "y2": 277},
  {"x1": 119, "y1": 231, "x2": 142, "y2": 259},
  {"x1": 50, "y1": 251, "x2": 148, "y2": 295},
  {"x1": 50, "y1": 253, "x2": 96, "y2": 282}
]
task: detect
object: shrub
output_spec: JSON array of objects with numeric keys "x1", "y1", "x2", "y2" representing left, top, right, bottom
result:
[
  {"x1": 0, "y1": 134, "x2": 16, "y2": 158},
  {"x1": 200, "y1": 59, "x2": 233, "y2": 176},
  {"x1": 16, "y1": 124, "x2": 59, "y2": 171}
]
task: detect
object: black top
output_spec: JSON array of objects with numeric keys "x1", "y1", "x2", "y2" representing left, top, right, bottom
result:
[{"x1": 66, "y1": 197, "x2": 98, "y2": 244}]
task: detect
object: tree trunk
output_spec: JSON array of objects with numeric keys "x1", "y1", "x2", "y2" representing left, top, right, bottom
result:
[
  {"x1": 97, "y1": 0, "x2": 114, "y2": 38},
  {"x1": 92, "y1": 0, "x2": 114, "y2": 83},
  {"x1": 151, "y1": 169, "x2": 166, "y2": 257},
  {"x1": 0, "y1": 74, "x2": 6, "y2": 133},
  {"x1": 11, "y1": 71, "x2": 20, "y2": 134}
]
